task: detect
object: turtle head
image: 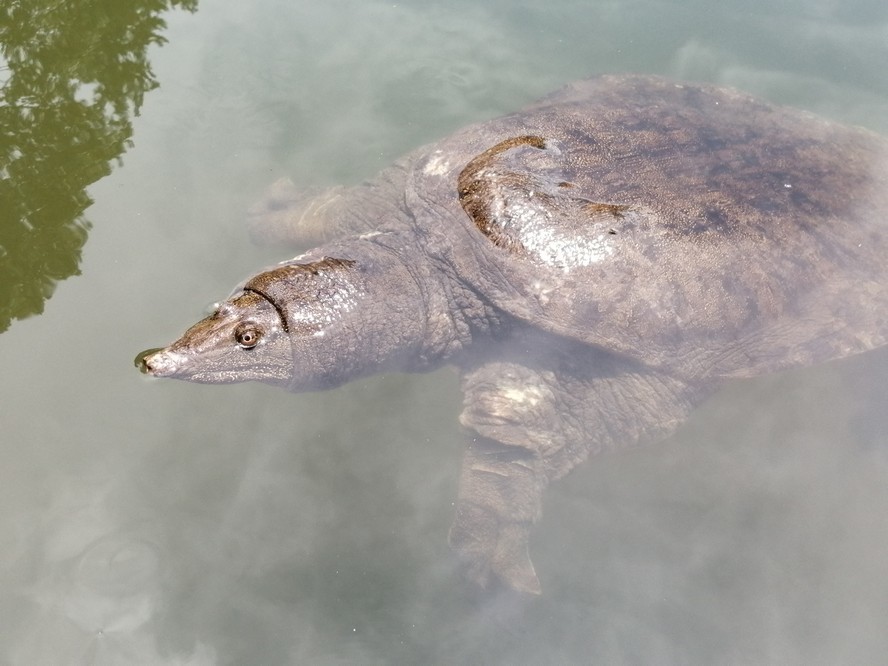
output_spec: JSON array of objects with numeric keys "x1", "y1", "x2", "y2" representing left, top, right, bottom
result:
[
  {"x1": 137, "y1": 253, "x2": 428, "y2": 391},
  {"x1": 136, "y1": 289, "x2": 293, "y2": 386}
]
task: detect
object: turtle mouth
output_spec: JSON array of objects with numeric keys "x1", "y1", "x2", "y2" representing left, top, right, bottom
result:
[
  {"x1": 136, "y1": 347, "x2": 188, "y2": 377},
  {"x1": 136, "y1": 347, "x2": 229, "y2": 384}
]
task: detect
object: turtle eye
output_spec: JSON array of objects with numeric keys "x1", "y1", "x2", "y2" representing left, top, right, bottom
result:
[{"x1": 234, "y1": 323, "x2": 262, "y2": 349}]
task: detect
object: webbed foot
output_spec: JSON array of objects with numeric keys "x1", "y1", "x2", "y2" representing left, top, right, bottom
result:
[
  {"x1": 449, "y1": 500, "x2": 541, "y2": 595},
  {"x1": 448, "y1": 437, "x2": 546, "y2": 595}
]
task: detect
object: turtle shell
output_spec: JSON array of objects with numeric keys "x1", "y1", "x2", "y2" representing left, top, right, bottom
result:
[{"x1": 406, "y1": 75, "x2": 888, "y2": 379}]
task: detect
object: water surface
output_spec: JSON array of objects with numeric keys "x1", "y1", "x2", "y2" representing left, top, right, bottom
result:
[{"x1": 2, "y1": 0, "x2": 887, "y2": 663}]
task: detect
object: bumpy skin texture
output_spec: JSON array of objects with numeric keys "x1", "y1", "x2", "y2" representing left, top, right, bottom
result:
[{"x1": 143, "y1": 75, "x2": 888, "y2": 594}]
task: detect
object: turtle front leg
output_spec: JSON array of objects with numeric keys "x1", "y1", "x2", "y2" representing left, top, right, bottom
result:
[
  {"x1": 246, "y1": 159, "x2": 413, "y2": 248},
  {"x1": 449, "y1": 437, "x2": 547, "y2": 595},
  {"x1": 450, "y1": 355, "x2": 707, "y2": 594},
  {"x1": 247, "y1": 179, "x2": 351, "y2": 247},
  {"x1": 450, "y1": 362, "x2": 561, "y2": 595}
]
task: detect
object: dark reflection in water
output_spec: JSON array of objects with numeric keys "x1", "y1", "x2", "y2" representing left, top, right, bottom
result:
[{"x1": 0, "y1": 0, "x2": 197, "y2": 333}]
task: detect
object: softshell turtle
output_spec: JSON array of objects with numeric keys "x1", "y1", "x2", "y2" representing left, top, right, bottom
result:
[{"x1": 138, "y1": 75, "x2": 888, "y2": 594}]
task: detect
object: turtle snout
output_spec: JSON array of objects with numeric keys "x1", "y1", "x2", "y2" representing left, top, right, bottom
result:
[{"x1": 135, "y1": 347, "x2": 186, "y2": 377}]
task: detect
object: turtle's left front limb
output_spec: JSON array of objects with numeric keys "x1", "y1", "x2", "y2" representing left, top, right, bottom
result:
[
  {"x1": 449, "y1": 362, "x2": 563, "y2": 594},
  {"x1": 449, "y1": 435, "x2": 549, "y2": 595},
  {"x1": 451, "y1": 355, "x2": 706, "y2": 594}
]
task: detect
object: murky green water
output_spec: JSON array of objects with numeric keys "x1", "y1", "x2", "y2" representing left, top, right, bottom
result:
[{"x1": 2, "y1": 1, "x2": 887, "y2": 663}]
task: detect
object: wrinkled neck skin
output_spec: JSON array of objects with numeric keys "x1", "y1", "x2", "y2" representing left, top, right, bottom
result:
[{"x1": 274, "y1": 232, "x2": 497, "y2": 391}]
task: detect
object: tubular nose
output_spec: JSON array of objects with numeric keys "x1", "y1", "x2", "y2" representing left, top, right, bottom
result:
[{"x1": 135, "y1": 347, "x2": 184, "y2": 376}]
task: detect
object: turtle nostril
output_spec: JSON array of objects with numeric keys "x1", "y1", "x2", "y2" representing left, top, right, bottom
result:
[{"x1": 134, "y1": 348, "x2": 164, "y2": 374}]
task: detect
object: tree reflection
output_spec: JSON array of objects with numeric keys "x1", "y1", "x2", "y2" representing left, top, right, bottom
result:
[{"x1": 0, "y1": 0, "x2": 198, "y2": 333}]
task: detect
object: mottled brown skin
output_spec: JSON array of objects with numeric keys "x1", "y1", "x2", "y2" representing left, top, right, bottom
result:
[{"x1": 140, "y1": 75, "x2": 888, "y2": 595}]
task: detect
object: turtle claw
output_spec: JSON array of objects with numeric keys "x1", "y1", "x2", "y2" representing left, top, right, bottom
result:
[{"x1": 492, "y1": 524, "x2": 542, "y2": 595}]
